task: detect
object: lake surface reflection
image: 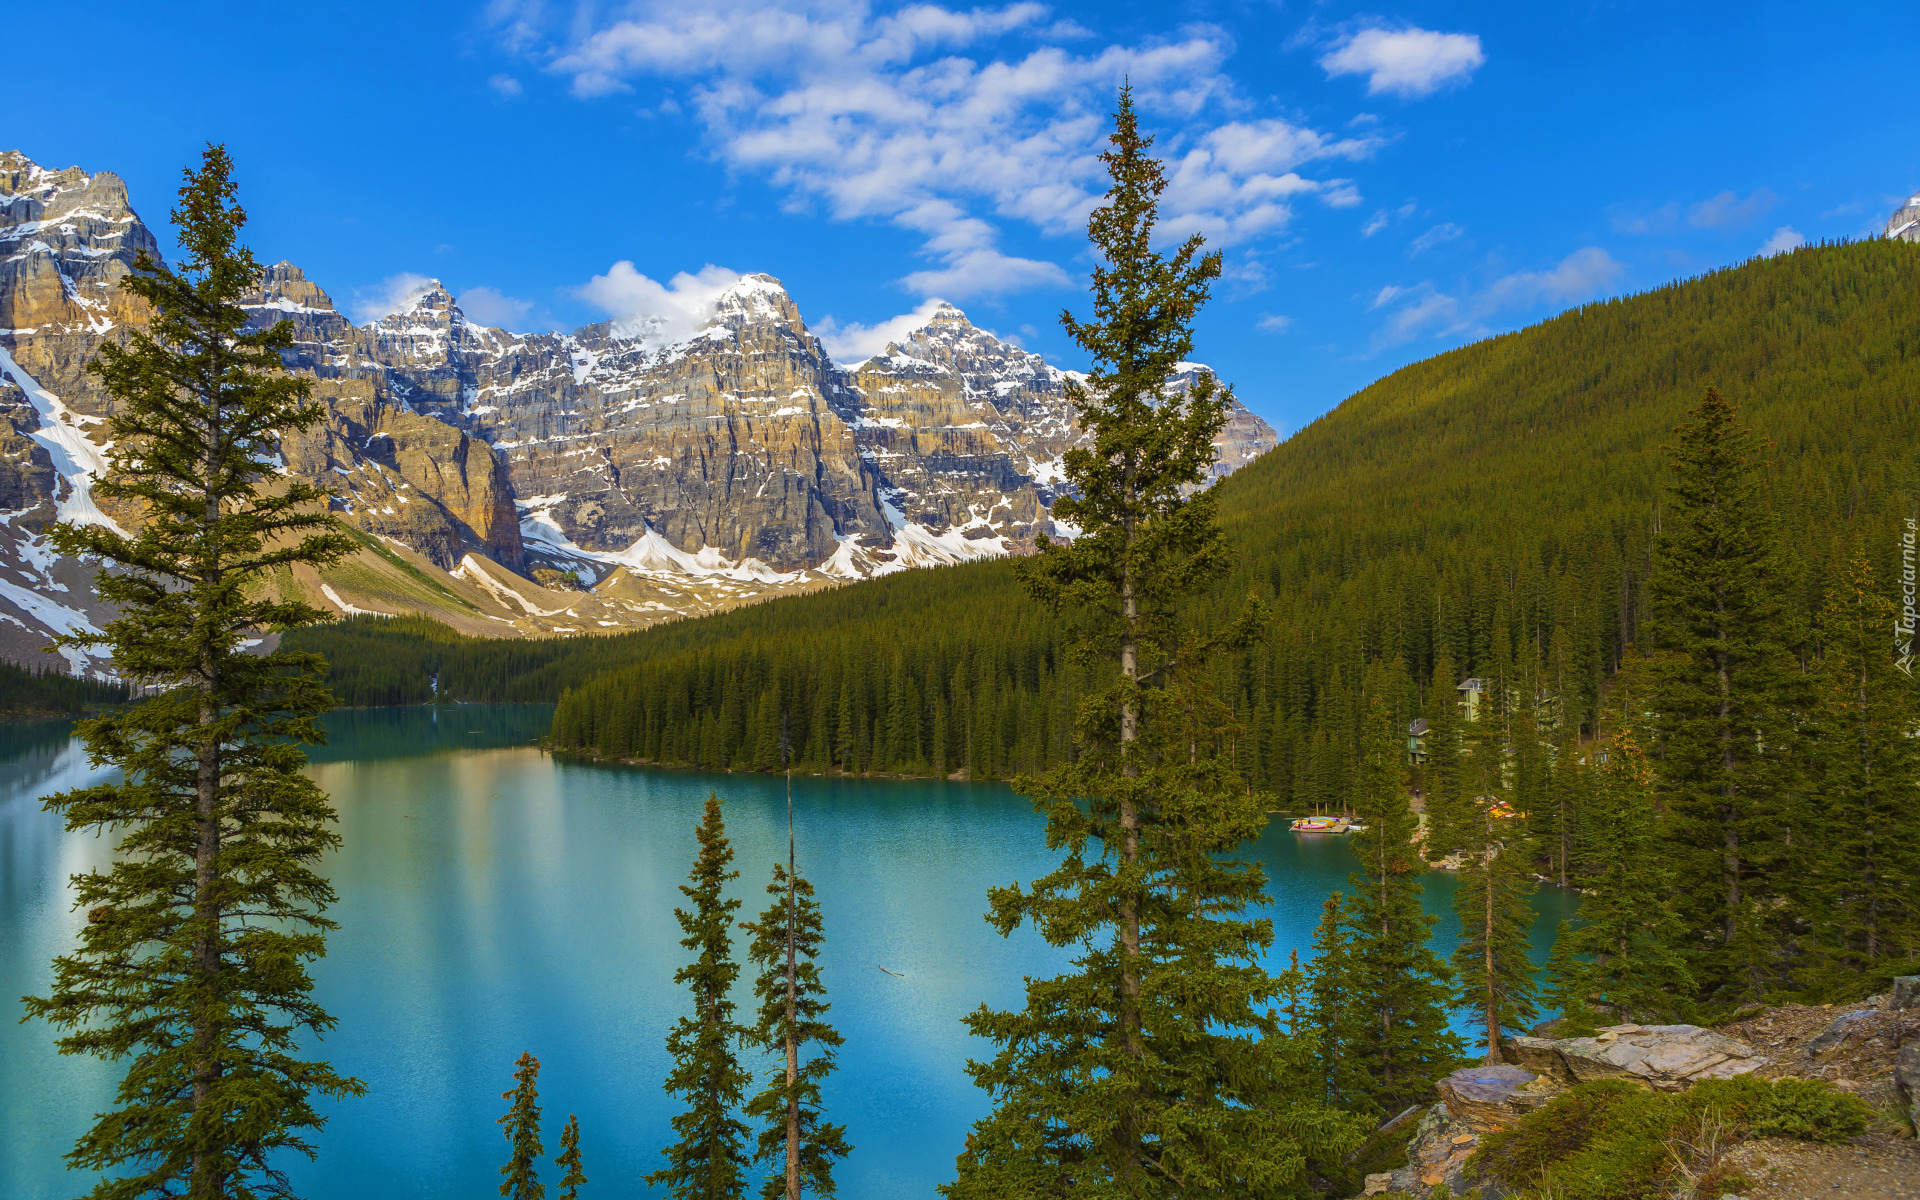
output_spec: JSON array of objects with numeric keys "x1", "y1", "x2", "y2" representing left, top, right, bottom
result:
[{"x1": 1, "y1": 705, "x2": 1574, "y2": 1199}]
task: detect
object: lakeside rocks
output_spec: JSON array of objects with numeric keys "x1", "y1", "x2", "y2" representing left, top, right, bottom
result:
[{"x1": 1384, "y1": 1025, "x2": 1768, "y2": 1197}]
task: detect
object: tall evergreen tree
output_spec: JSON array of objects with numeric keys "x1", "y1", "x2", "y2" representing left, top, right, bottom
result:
[
  {"x1": 1556, "y1": 733, "x2": 1691, "y2": 1021},
  {"x1": 1304, "y1": 893, "x2": 1355, "y2": 1109},
  {"x1": 1450, "y1": 809, "x2": 1539, "y2": 1063},
  {"x1": 1648, "y1": 388, "x2": 1794, "y2": 1001},
  {"x1": 499, "y1": 1052, "x2": 546, "y2": 1200},
  {"x1": 649, "y1": 794, "x2": 752, "y2": 1200},
  {"x1": 947, "y1": 88, "x2": 1362, "y2": 1198},
  {"x1": 1420, "y1": 648, "x2": 1467, "y2": 860},
  {"x1": 742, "y1": 865, "x2": 849, "y2": 1198},
  {"x1": 1802, "y1": 553, "x2": 1920, "y2": 985},
  {"x1": 555, "y1": 1114, "x2": 586, "y2": 1200},
  {"x1": 1340, "y1": 696, "x2": 1464, "y2": 1115},
  {"x1": 21, "y1": 145, "x2": 360, "y2": 1200}
]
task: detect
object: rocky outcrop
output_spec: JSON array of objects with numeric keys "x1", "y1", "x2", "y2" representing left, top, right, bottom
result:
[
  {"x1": 1390, "y1": 1064, "x2": 1559, "y2": 1197},
  {"x1": 1387, "y1": 1025, "x2": 1769, "y2": 1198}
]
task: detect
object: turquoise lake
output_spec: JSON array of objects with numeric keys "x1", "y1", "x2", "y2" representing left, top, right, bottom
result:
[{"x1": 1, "y1": 705, "x2": 1577, "y2": 1199}]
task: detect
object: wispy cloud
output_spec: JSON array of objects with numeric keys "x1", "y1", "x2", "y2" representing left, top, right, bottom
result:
[
  {"x1": 458, "y1": 286, "x2": 533, "y2": 329},
  {"x1": 1361, "y1": 200, "x2": 1417, "y2": 237},
  {"x1": 1408, "y1": 222, "x2": 1463, "y2": 255},
  {"x1": 1689, "y1": 188, "x2": 1776, "y2": 229},
  {"x1": 1255, "y1": 313, "x2": 1293, "y2": 333},
  {"x1": 494, "y1": 1, "x2": 1378, "y2": 299},
  {"x1": 1367, "y1": 247, "x2": 1625, "y2": 351},
  {"x1": 1319, "y1": 26, "x2": 1485, "y2": 98},
  {"x1": 350, "y1": 272, "x2": 437, "y2": 323},
  {"x1": 487, "y1": 73, "x2": 524, "y2": 98},
  {"x1": 815, "y1": 297, "x2": 957, "y2": 363},
  {"x1": 1610, "y1": 201, "x2": 1679, "y2": 235}
]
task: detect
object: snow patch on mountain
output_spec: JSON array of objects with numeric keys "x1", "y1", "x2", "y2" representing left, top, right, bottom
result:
[{"x1": 0, "y1": 345, "x2": 122, "y2": 533}]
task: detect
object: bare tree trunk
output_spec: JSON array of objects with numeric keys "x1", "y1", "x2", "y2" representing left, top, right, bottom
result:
[
  {"x1": 1484, "y1": 847, "x2": 1500, "y2": 1064},
  {"x1": 1859, "y1": 665, "x2": 1877, "y2": 959},
  {"x1": 785, "y1": 766, "x2": 799, "y2": 1200},
  {"x1": 1715, "y1": 577, "x2": 1740, "y2": 953},
  {"x1": 191, "y1": 392, "x2": 223, "y2": 1199},
  {"x1": 1117, "y1": 551, "x2": 1142, "y2": 1174}
]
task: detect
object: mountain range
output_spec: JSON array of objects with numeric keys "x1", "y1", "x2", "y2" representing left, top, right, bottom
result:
[{"x1": 0, "y1": 150, "x2": 1276, "y2": 673}]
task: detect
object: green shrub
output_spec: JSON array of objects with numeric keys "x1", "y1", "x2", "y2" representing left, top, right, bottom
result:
[
  {"x1": 1744, "y1": 1077, "x2": 1873, "y2": 1142},
  {"x1": 1469, "y1": 1076, "x2": 1870, "y2": 1199}
]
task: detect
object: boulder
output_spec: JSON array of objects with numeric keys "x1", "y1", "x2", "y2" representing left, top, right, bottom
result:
[
  {"x1": 1892, "y1": 976, "x2": 1920, "y2": 1011},
  {"x1": 1896, "y1": 1041, "x2": 1919, "y2": 1133},
  {"x1": 1556, "y1": 1024, "x2": 1766, "y2": 1091},
  {"x1": 1389, "y1": 1066, "x2": 1556, "y2": 1197},
  {"x1": 1438, "y1": 1063, "x2": 1557, "y2": 1132}
]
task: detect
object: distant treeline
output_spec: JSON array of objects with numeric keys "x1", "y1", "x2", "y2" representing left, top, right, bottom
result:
[
  {"x1": 0, "y1": 658, "x2": 130, "y2": 717},
  {"x1": 306, "y1": 240, "x2": 1920, "y2": 795}
]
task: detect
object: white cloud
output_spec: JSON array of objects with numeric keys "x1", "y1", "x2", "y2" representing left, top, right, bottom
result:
[
  {"x1": 1362, "y1": 209, "x2": 1390, "y2": 237},
  {"x1": 499, "y1": 2, "x2": 1377, "y2": 298},
  {"x1": 458, "y1": 286, "x2": 533, "y2": 329},
  {"x1": 1759, "y1": 226, "x2": 1805, "y2": 255},
  {"x1": 1689, "y1": 188, "x2": 1776, "y2": 229},
  {"x1": 575, "y1": 262, "x2": 747, "y2": 349},
  {"x1": 488, "y1": 73, "x2": 524, "y2": 98},
  {"x1": 1255, "y1": 313, "x2": 1292, "y2": 333},
  {"x1": 1368, "y1": 247, "x2": 1625, "y2": 350},
  {"x1": 1408, "y1": 222, "x2": 1463, "y2": 255},
  {"x1": 1320, "y1": 27, "x2": 1485, "y2": 98},
  {"x1": 350, "y1": 272, "x2": 437, "y2": 323},
  {"x1": 814, "y1": 297, "x2": 955, "y2": 363}
]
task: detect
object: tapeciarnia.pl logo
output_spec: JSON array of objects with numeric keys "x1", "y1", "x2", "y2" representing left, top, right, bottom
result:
[{"x1": 1899, "y1": 517, "x2": 1916, "y2": 678}]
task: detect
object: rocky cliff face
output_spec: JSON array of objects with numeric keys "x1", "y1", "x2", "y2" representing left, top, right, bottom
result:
[
  {"x1": 0, "y1": 150, "x2": 1280, "y2": 669},
  {"x1": 1888, "y1": 192, "x2": 1920, "y2": 243}
]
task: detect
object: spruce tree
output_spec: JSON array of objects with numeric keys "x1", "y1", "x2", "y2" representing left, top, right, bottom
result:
[
  {"x1": 1802, "y1": 554, "x2": 1920, "y2": 984},
  {"x1": 1559, "y1": 733, "x2": 1691, "y2": 1021},
  {"x1": 555, "y1": 1114, "x2": 586, "y2": 1200},
  {"x1": 21, "y1": 144, "x2": 360, "y2": 1199},
  {"x1": 1540, "y1": 921, "x2": 1599, "y2": 1038},
  {"x1": 947, "y1": 88, "x2": 1362, "y2": 1198},
  {"x1": 499, "y1": 1052, "x2": 545, "y2": 1200},
  {"x1": 742, "y1": 865, "x2": 849, "y2": 1198},
  {"x1": 1420, "y1": 648, "x2": 1467, "y2": 860},
  {"x1": 648, "y1": 794, "x2": 752, "y2": 1200},
  {"x1": 1449, "y1": 808, "x2": 1539, "y2": 1063},
  {"x1": 1304, "y1": 893, "x2": 1355, "y2": 1109},
  {"x1": 1340, "y1": 695, "x2": 1464, "y2": 1115},
  {"x1": 1648, "y1": 388, "x2": 1793, "y2": 1001}
]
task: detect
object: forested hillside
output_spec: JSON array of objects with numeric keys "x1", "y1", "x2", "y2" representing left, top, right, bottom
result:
[{"x1": 304, "y1": 238, "x2": 1920, "y2": 797}]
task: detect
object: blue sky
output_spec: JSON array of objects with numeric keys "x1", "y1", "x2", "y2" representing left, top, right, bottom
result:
[{"x1": 13, "y1": 1, "x2": 1919, "y2": 435}]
